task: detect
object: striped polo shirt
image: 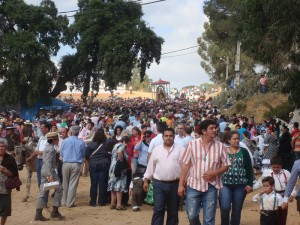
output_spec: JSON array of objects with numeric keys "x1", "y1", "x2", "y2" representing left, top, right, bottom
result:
[{"x1": 182, "y1": 137, "x2": 231, "y2": 192}]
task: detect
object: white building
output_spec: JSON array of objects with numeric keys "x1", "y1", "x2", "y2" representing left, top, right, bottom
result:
[{"x1": 54, "y1": 80, "x2": 127, "y2": 94}]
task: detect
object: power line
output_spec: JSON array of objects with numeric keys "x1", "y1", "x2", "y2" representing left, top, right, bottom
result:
[
  {"x1": 58, "y1": 0, "x2": 166, "y2": 16},
  {"x1": 162, "y1": 51, "x2": 197, "y2": 58},
  {"x1": 161, "y1": 45, "x2": 200, "y2": 55},
  {"x1": 58, "y1": 10, "x2": 78, "y2": 14},
  {"x1": 141, "y1": 0, "x2": 166, "y2": 5}
]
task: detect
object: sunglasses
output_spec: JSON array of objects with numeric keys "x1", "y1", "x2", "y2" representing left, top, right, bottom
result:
[{"x1": 145, "y1": 135, "x2": 151, "y2": 138}]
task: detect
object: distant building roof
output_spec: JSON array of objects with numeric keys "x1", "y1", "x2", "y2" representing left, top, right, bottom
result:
[{"x1": 152, "y1": 79, "x2": 170, "y2": 85}]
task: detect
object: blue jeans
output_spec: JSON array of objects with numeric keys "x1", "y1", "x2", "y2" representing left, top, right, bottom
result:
[
  {"x1": 186, "y1": 185, "x2": 217, "y2": 225},
  {"x1": 152, "y1": 179, "x2": 180, "y2": 225},
  {"x1": 89, "y1": 163, "x2": 109, "y2": 206},
  {"x1": 219, "y1": 184, "x2": 247, "y2": 225}
]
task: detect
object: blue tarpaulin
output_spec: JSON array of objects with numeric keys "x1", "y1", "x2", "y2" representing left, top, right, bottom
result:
[{"x1": 20, "y1": 98, "x2": 71, "y2": 121}]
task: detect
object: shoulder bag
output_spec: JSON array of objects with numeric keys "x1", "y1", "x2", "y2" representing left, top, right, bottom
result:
[{"x1": 5, "y1": 176, "x2": 22, "y2": 190}]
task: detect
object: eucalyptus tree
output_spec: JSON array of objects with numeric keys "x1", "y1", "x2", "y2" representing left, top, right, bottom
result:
[{"x1": 199, "y1": 0, "x2": 300, "y2": 107}]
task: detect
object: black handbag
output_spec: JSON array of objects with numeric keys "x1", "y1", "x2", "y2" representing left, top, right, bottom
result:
[
  {"x1": 114, "y1": 150, "x2": 128, "y2": 177},
  {"x1": 5, "y1": 176, "x2": 22, "y2": 190}
]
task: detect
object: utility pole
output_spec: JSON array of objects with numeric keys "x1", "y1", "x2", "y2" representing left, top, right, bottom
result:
[
  {"x1": 225, "y1": 56, "x2": 229, "y2": 80},
  {"x1": 220, "y1": 56, "x2": 229, "y2": 80},
  {"x1": 234, "y1": 40, "x2": 241, "y2": 88}
]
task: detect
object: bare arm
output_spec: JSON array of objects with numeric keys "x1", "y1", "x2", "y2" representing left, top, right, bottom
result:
[
  {"x1": 0, "y1": 165, "x2": 13, "y2": 177},
  {"x1": 27, "y1": 150, "x2": 43, "y2": 161},
  {"x1": 178, "y1": 163, "x2": 191, "y2": 197}
]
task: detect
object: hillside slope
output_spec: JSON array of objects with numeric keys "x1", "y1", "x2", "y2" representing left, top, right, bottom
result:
[{"x1": 223, "y1": 93, "x2": 289, "y2": 122}]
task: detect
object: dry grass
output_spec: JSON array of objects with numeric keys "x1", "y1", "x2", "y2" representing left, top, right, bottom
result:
[{"x1": 224, "y1": 92, "x2": 288, "y2": 122}]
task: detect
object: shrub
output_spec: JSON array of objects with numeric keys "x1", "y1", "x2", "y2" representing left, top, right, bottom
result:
[
  {"x1": 233, "y1": 102, "x2": 247, "y2": 113},
  {"x1": 263, "y1": 101, "x2": 294, "y2": 121}
]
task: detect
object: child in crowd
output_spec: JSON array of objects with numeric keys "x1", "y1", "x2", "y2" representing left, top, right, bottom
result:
[
  {"x1": 129, "y1": 172, "x2": 144, "y2": 212},
  {"x1": 253, "y1": 176, "x2": 283, "y2": 225},
  {"x1": 253, "y1": 156, "x2": 297, "y2": 225}
]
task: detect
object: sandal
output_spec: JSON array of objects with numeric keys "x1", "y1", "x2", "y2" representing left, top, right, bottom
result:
[
  {"x1": 116, "y1": 206, "x2": 127, "y2": 210},
  {"x1": 109, "y1": 205, "x2": 116, "y2": 210}
]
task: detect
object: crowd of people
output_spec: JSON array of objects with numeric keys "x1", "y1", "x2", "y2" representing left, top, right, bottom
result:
[{"x1": 0, "y1": 96, "x2": 299, "y2": 225}]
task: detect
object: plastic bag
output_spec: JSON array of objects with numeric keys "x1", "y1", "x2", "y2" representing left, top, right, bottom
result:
[{"x1": 144, "y1": 181, "x2": 154, "y2": 205}]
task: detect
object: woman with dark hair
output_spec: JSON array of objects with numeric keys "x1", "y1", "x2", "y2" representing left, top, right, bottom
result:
[
  {"x1": 107, "y1": 136, "x2": 131, "y2": 210},
  {"x1": 122, "y1": 127, "x2": 141, "y2": 206},
  {"x1": 219, "y1": 131, "x2": 254, "y2": 225},
  {"x1": 85, "y1": 129, "x2": 110, "y2": 207},
  {"x1": 134, "y1": 130, "x2": 153, "y2": 174},
  {"x1": 130, "y1": 127, "x2": 142, "y2": 175},
  {"x1": 112, "y1": 126, "x2": 123, "y2": 144}
]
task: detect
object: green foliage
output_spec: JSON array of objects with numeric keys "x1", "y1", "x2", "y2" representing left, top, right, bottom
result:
[
  {"x1": 199, "y1": 1, "x2": 256, "y2": 86},
  {"x1": 263, "y1": 101, "x2": 294, "y2": 121},
  {"x1": 130, "y1": 67, "x2": 152, "y2": 92},
  {"x1": 0, "y1": 0, "x2": 162, "y2": 105},
  {"x1": 212, "y1": 91, "x2": 228, "y2": 108},
  {"x1": 0, "y1": 0, "x2": 68, "y2": 106},
  {"x1": 233, "y1": 102, "x2": 247, "y2": 114},
  {"x1": 201, "y1": 0, "x2": 300, "y2": 107},
  {"x1": 53, "y1": 0, "x2": 163, "y2": 98},
  {"x1": 236, "y1": 0, "x2": 300, "y2": 107}
]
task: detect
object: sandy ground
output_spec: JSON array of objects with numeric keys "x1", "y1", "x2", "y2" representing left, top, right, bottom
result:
[
  {"x1": 59, "y1": 91, "x2": 153, "y2": 101},
  {"x1": 7, "y1": 169, "x2": 300, "y2": 225},
  {"x1": 59, "y1": 90, "x2": 220, "y2": 101}
]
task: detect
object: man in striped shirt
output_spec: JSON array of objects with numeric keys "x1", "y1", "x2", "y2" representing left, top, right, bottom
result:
[{"x1": 178, "y1": 120, "x2": 231, "y2": 225}]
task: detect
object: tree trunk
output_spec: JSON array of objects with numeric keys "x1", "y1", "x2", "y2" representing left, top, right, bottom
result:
[{"x1": 49, "y1": 77, "x2": 68, "y2": 98}]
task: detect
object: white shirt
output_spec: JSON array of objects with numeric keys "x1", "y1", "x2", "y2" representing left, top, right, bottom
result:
[
  {"x1": 78, "y1": 127, "x2": 90, "y2": 140},
  {"x1": 239, "y1": 142, "x2": 254, "y2": 166},
  {"x1": 174, "y1": 134, "x2": 185, "y2": 146},
  {"x1": 126, "y1": 125, "x2": 134, "y2": 133},
  {"x1": 91, "y1": 116, "x2": 99, "y2": 127},
  {"x1": 36, "y1": 135, "x2": 48, "y2": 159},
  {"x1": 253, "y1": 169, "x2": 297, "y2": 196},
  {"x1": 219, "y1": 121, "x2": 227, "y2": 133},
  {"x1": 144, "y1": 143, "x2": 184, "y2": 181},
  {"x1": 254, "y1": 135, "x2": 265, "y2": 153},
  {"x1": 253, "y1": 191, "x2": 283, "y2": 210},
  {"x1": 179, "y1": 135, "x2": 193, "y2": 149},
  {"x1": 148, "y1": 133, "x2": 163, "y2": 153}
]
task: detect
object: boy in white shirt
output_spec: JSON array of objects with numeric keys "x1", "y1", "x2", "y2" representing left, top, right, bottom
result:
[
  {"x1": 253, "y1": 156, "x2": 297, "y2": 225},
  {"x1": 253, "y1": 176, "x2": 283, "y2": 225}
]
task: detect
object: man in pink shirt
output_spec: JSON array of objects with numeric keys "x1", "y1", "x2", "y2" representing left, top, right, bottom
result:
[
  {"x1": 144, "y1": 128, "x2": 184, "y2": 225},
  {"x1": 178, "y1": 120, "x2": 231, "y2": 225}
]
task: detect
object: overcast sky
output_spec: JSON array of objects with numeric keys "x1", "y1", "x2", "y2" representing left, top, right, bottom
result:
[{"x1": 24, "y1": 0, "x2": 210, "y2": 89}]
